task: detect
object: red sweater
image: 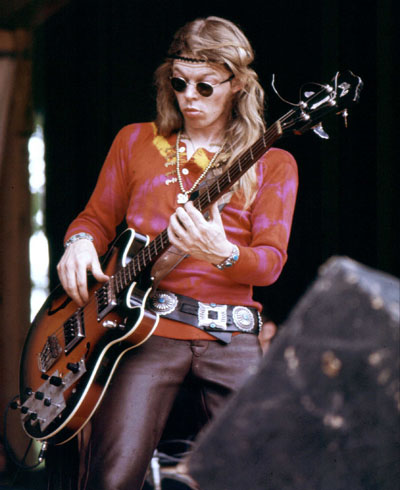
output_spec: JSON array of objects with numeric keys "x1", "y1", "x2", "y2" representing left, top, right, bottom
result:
[{"x1": 65, "y1": 122, "x2": 298, "y2": 339}]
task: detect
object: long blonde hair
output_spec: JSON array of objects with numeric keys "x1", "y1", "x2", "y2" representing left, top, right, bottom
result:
[{"x1": 155, "y1": 16, "x2": 266, "y2": 208}]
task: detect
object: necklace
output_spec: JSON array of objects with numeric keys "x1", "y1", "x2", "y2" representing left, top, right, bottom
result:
[{"x1": 175, "y1": 130, "x2": 224, "y2": 204}]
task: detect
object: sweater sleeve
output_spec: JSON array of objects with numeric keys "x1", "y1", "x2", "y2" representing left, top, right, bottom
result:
[
  {"x1": 64, "y1": 125, "x2": 134, "y2": 255},
  {"x1": 223, "y1": 148, "x2": 298, "y2": 286}
]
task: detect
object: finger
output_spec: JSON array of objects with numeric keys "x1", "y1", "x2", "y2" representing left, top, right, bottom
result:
[
  {"x1": 57, "y1": 260, "x2": 81, "y2": 305},
  {"x1": 169, "y1": 213, "x2": 187, "y2": 238},
  {"x1": 184, "y1": 201, "x2": 206, "y2": 224},
  {"x1": 176, "y1": 206, "x2": 195, "y2": 229},
  {"x1": 209, "y1": 202, "x2": 223, "y2": 225},
  {"x1": 167, "y1": 225, "x2": 185, "y2": 251},
  {"x1": 90, "y1": 258, "x2": 109, "y2": 283},
  {"x1": 75, "y1": 266, "x2": 89, "y2": 305}
]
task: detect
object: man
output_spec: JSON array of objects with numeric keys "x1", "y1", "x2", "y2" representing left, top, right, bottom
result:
[{"x1": 57, "y1": 16, "x2": 298, "y2": 489}]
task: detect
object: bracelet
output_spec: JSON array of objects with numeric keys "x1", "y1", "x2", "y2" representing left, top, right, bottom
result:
[
  {"x1": 64, "y1": 232, "x2": 94, "y2": 248},
  {"x1": 215, "y1": 244, "x2": 240, "y2": 271}
]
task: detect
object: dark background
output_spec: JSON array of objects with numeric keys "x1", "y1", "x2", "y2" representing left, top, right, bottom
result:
[{"x1": 32, "y1": 0, "x2": 396, "y2": 324}]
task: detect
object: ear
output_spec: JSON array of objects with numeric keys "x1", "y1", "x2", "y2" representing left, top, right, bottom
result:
[{"x1": 231, "y1": 77, "x2": 243, "y2": 94}]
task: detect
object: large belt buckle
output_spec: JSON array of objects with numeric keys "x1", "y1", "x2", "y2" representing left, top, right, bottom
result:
[
  {"x1": 232, "y1": 306, "x2": 255, "y2": 332},
  {"x1": 198, "y1": 302, "x2": 228, "y2": 330},
  {"x1": 149, "y1": 291, "x2": 178, "y2": 315}
]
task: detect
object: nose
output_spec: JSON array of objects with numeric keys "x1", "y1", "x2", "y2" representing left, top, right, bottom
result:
[{"x1": 184, "y1": 82, "x2": 198, "y2": 99}]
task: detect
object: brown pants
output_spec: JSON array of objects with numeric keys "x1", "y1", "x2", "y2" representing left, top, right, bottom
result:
[{"x1": 79, "y1": 334, "x2": 261, "y2": 490}]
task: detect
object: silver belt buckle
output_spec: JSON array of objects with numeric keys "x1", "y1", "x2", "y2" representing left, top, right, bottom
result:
[
  {"x1": 149, "y1": 291, "x2": 178, "y2": 315},
  {"x1": 232, "y1": 306, "x2": 255, "y2": 332},
  {"x1": 198, "y1": 302, "x2": 228, "y2": 330}
]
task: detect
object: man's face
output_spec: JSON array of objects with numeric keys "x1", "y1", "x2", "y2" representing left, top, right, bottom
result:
[{"x1": 171, "y1": 61, "x2": 240, "y2": 135}]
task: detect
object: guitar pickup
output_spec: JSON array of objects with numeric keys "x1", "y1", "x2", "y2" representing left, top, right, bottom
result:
[
  {"x1": 63, "y1": 310, "x2": 85, "y2": 355},
  {"x1": 95, "y1": 281, "x2": 117, "y2": 321}
]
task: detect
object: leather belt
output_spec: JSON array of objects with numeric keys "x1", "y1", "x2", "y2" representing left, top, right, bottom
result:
[{"x1": 148, "y1": 290, "x2": 262, "y2": 344}]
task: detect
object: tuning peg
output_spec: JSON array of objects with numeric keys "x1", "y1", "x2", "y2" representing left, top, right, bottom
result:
[
  {"x1": 312, "y1": 123, "x2": 330, "y2": 139},
  {"x1": 335, "y1": 108, "x2": 349, "y2": 128},
  {"x1": 340, "y1": 108, "x2": 349, "y2": 128}
]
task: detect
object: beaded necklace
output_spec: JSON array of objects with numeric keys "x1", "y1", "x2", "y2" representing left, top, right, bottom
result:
[{"x1": 175, "y1": 130, "x2": 224, "y2": 204}]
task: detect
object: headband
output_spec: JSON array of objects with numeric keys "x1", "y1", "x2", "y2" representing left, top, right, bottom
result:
[{"x1": 167, "y1": 54, "x2": 209, "y2": 63}]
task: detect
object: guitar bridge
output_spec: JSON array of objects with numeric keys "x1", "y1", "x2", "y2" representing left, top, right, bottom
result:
[{"x1": 38, "y1": 335, "x2": 63, "y2": 373}]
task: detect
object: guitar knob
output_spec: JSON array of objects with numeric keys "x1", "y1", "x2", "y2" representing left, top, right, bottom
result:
[
  {"x1": 29, "y1": 412, "x2": 38, "y2": 421},
  {"x1": 24, "y1": 387, "x2": 33, "y2": 397},
  {"x1": 103, "y1": 320, "x2": 118, "y2": 329},
  {"x1": 67, "y1": 362, "x2": 80, "y2": 373},
  {"x1": 49, "y1": 376, "x2": 63, "y2": 387},
  {"x1": 21, "y1": 406, "x2": 29, "y2": 414},
  {"x1": 44, "y1": 398, "x2": 52, "y2": 407},
  {"x1": 35, "y1": 391, "x2": 44, "y2": 400}
]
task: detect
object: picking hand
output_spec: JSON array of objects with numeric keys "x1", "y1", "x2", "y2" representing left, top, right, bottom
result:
[{"x1": 57, "y1": 239, "x2": 109, "y2": 306}]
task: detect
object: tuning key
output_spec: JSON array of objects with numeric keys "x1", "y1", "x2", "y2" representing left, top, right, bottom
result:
[
  {"x1": 342, "y1": 109, "x2": 349, "y2": 128},
  {"x1": 336, "y1": 108, "x2": 349, "y2": 128},
  {"x1": 312, "y1": 123, "x2": 330, "y2": 140}
]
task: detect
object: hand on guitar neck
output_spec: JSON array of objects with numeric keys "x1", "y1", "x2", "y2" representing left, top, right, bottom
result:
[{"x1": 57, "y1": 239, "x2": 109, "y2": 306}]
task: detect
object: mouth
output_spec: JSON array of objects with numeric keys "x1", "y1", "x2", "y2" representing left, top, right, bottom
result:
[{"x1": 183, "y1": 107, "x2": 201, "y2": 114}]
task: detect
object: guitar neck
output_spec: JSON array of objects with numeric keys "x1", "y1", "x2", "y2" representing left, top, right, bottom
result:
[
  {"x1": 193, "y1": 120, "x2": 283, "y2": 212},
  {"x1": 113, "y1": 120, "x2": 283, "y2": 293}
]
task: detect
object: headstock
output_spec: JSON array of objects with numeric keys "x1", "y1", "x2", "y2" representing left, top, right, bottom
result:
[{"x1": 277, "y1": 71, "x2": 363, "y2": 139}]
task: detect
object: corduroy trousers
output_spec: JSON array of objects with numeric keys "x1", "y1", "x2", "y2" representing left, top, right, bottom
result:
[{"x1": 79, "y1": 334, "x2": 261, "y2": 490}]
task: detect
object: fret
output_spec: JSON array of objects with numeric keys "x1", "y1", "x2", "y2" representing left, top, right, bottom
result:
[
  {"x1": 123, "y1": 267, "x2": 131, "y2": 286},
  {"x1": 144, "y1": 246, "x2": 151, "y2": 266},
  {"x1": 114, "y1": 273, "x2": 122, "y2": 294},
  {"x1": 117, "y1": 273, "x2": 124, "y2": 291},
  {"x1": 129, "y1": 259, "x2": 136, "y2": 277},
  {"x1": 152, "y1": 239, "x2": 158, "y2": 257},
  {"x1": 206, "y1": 186, "x2": 211, "y2": 204}
]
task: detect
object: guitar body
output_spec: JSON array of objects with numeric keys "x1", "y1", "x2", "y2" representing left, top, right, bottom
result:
[{"x1": 19, "y1": 229, "x2": 159, "y2": 444}]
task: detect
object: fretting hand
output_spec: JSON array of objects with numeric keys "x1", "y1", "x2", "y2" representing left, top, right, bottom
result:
[{"x1": 167, "y1": 201, "x2": 234, "y2": 264}]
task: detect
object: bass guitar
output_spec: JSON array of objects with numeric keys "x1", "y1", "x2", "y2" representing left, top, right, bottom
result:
[{"x1": 18, "y1": 71, "x2": 363, "y2": 445}]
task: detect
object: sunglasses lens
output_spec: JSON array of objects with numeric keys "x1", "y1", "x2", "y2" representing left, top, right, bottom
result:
[
  {"x1": 196, "y1": 83, "x2": 213, "y2": 97},
  {"x1": 170, "y1": 77, "x2": 187, "y2": 92},
  {"x1": 170, "y1": 77, "x2": 214, "y2": 97}
]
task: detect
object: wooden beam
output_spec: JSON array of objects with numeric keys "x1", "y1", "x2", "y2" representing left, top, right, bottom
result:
[{"x1": 0, "y1": 0, "x2": 71, "y2": 29}]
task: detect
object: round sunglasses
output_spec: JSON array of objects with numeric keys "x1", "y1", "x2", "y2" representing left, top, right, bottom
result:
[{"x1": 170, "y1": 75, "x2": 234, "y2": 97}]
